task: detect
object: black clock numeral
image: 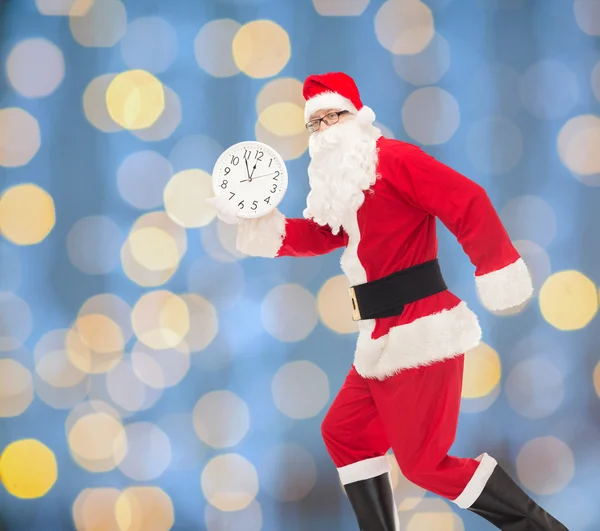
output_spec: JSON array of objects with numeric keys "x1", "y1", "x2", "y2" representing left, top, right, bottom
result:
[
  {"x1": 243, "y1": 150, "x2": 251, "y2": 160},
  {"x1": 220, "y1": 180, "x2": 228, "y2": 189},
  {"x1": 270, "y1": 184, "x2": 277, "y2": 193},
  {"x1": 264, "y1": 196, "x2": 271, "y2": 204},
  {"x1": 229, "y1": 192, "x2": 235, "y2": 200},
  {"x1": 255, "y1": 151, "x2": 264, "y2": 162},
  {"x1": 269, "y1": 158, "x2": 273, "y2": 167},
  {"x1": 231, "y1": 155, "x2": 239, "y2": 165},
  {"x1": 224, "y1": 167, "x2": 231, "y2": 176},
  {"x1": 238, "y1": 200, "x2": 244, "y2": 209},
  {"x1": 273, "y1": 171, "x2": 279, "y2": 181},
  {"x1": 251, "y1": 200, "x2": 258, "y2": 210}
]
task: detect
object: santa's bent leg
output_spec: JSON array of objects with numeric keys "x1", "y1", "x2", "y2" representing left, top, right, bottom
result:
[
  {"x1": 321, "y1": 366, "x2": 399, "y2": 531},
  {"x1": 370, "y1": 355, "x2": 568, "y2": 530}
]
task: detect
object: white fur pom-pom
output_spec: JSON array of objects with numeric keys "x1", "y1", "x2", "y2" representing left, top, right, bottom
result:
[{"x1": 356, "y1": 105, "x2": 376, "y2": 124}]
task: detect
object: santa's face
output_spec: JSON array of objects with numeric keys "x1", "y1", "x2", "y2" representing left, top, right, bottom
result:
[{"x1": 303, "y1": 111, "x2": 381, "y2": 235}]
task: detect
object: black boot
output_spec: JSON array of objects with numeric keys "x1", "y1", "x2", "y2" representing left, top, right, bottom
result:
[
  {"x1": 344, "y1": 472, "x2": 399, "y2": 531},
  {"x1": 468, "y1": 464, "x2": 569, "y2": 530}
]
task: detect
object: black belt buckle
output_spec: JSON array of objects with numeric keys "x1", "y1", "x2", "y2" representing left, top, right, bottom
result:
[{"x1": 348, "y1": 286, "x2": 361, "y2": 321}]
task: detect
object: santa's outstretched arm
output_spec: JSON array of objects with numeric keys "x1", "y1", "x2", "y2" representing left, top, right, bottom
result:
[
  {"x1": 236, "y1": 209, "x2": 347, "y2": 258},
  {"x1": 400, "y1": 147, "x2": 533, "y2": 312}
]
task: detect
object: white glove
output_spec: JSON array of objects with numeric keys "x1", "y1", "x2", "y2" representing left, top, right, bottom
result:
[{"x1": 205, "y1": 193, "x2": 242, "y2": 225}]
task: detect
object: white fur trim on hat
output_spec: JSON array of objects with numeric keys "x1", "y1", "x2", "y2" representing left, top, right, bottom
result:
[{"x1": 304, "y1": 91, "x2": 359, "y2": 121}]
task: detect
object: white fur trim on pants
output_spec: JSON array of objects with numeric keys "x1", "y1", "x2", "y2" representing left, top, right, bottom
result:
[
  {"x1": 305, "y1": 91, "x2": 358, "y2": 121},
  {"x1": 452, "y1": 453, "x2": 498, "y2": 509},
  {"x1": 236, "y1": 209, "x2": 286, "y2": 258},
  {"x1": 338, "y1": 455, "x2": 391, "y2": 485},
  {"x1": 475, "y1": 258, "x2": 534, "y2": 311},
  {"x1": 353, "y1": 301, "x2": 483, "y2": 380}
]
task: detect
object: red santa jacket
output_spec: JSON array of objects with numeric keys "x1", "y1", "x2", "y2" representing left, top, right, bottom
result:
[{"x1": 236, "y1": 137, "x2": 533, "y2": 380}]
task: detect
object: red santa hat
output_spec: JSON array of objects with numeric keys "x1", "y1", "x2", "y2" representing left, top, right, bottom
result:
[{"x1": 303, "y1": 72, "x2": 376, "y2": 124}]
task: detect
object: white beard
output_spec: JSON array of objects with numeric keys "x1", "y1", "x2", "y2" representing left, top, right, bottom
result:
[{"x1": 303, "y1": 118, "x2": 381, "y2": 235}]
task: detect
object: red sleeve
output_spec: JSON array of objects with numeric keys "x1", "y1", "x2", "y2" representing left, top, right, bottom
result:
[
  {"x1": 278, "y1": 218, "x2": 348, "y2": 257},
  {"x1": 236, "y1": 210, "x2": 347, "y2": 258},
  {"x1": 400, "y1": 146, "x2": 533, "y2": 311}
]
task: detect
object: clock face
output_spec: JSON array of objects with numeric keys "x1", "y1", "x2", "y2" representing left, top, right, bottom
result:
[{"x1": 212, "y1": 141, "x2": 288, "y2": 219}]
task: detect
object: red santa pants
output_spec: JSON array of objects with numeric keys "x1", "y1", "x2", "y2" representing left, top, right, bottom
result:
[{"x1": 321, "y1": 355, "x2": 490, "y2": 506}]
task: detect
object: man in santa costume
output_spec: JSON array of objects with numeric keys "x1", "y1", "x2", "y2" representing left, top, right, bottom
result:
[{"x1": 210, "y1": 72, "x2": 568, "y2": 530}]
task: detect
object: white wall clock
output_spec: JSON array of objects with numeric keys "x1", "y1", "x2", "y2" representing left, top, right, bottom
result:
[{"x1": 211, "y1": 141, "x2": 288, "y2": 219}]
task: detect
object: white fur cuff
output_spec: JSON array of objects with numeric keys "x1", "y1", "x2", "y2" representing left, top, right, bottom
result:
[
  {"x1": 452, "y1": 453, "x2": 497, "y2": 509},
  {"x1": 236, "y1": 209, "x2": 286, "y2": 258},
  {"x1": 475, "y1": 258, "x2": 534, "y2": 311},
  {"x1": 338, "y1": 455, "x2": 391, "y2": 485}
]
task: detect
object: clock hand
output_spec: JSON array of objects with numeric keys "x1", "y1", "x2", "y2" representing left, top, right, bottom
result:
[
  {"x1": 250, "y1": 162, "x2": 257, "y2": 180},
  {"x1": 244, "y1": 159, "x2": 252, "y2": 181},
  {"x1": 239, "y1": 171, "x2": 279, "y2": 183},
  {"x1": 249, "y1": 171, "x2": 279, "y2": 180}
]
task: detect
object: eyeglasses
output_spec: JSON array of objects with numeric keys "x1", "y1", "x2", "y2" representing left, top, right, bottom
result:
[{"x1": 305, "y1": 110, "x2": 350, "y2": 133}]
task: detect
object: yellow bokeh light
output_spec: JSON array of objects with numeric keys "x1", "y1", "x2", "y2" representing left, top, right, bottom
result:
[
  {"x1": 461, "y1": 343, "x2": 501, "y2": 399},
  {"x1": 0, "y1": 107, "x2": 41, "y2": 167},
  {"x1": 163, "y1": 169, "x2": 216, "y2": 228},
  {"x1": 0, "y1": 183, "x2": 55, "y2": 245},
  {"x1": 194, "y1": 19, "x2": 241, "y2": 78},
  {"x1": 72, "y1": 488, "x2": 121, "y2": 531},
  {"x1": 258, "y1": 102, "x2": 306, "y2": 137},
  {"x1": 129, "y1": 226, "x2": 180, "y2": 271},
  {"x1": 539, "y1": 270, "x2": 598, "y2": 330},
  {"x1": 132, "y1": 290, "x2": 190, "y2": 350},
  {"x1": 115, "y1": 487, "x2": 175, "y2": 531},
  {"x1": 69, "y1": 0, "x2": 126, "y2": 47},
  {"x1": 66, "y1": 314, "x2": 124, "y2": 374},
  {"x1": 83, "y1": 73, "x2": 121, "y2": 132},
  {"x1": 0, "y1": 439, "x2": 57, "y2": 499},
  {"x1": 313, "y1": 0, "x2": 370, "y2": 16},
  {"x1": 404, "y1": 499, "x2": 464, "y2": 531},
  {"x1": 67, "y1": 412, "x2": 127, "y2": 472},
  {"x1": 557, "y1": 114, "x2": 600, "y2": 177},
  {"x1": 201, "y1": 454, "x2": 259, "y2": 512},
  {"x1": 131, "y1": 86, "x2": 181, "y2": 142},
  {"x1": 317, "y1": 275, "x2": 358, "y2": 334},
  {"x1": 76, "y1": 313, "x2": 124, "y2": 354},
  {"x1": 256, "y1": 77, "x2": 305, "y2": 113},
  {"x1": 255, "y1": 120, "x2": 309, "y2": 161},
  {"x1": 121, "y1": 211, "x2": 187, "y2": 287},
  {"x1": 106, "y1": 69, "x2": 165, "y2": 130},
  {"x1": 254, "y1": 78, "x2": 309, "y2": 158},
  {"x1": 375, "y1": 0, "x2": 435, "y2": 55},
  {"x1": 78, "y1": 294, "x2": 133, "y2": 344},
  {"x1": 232, "y1": 20, "x2": 291, "y2": 79},
  {"x1": 36, "y1": 0, "x2": 94, "y2": 17},
  {"x1": 0, "y1": 359, "x2": 34, "y2": 417}
]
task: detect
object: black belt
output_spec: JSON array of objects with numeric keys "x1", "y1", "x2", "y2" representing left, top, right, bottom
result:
[{"x1": 348, "y1": 259, "x2": 447, "y2": 321}]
